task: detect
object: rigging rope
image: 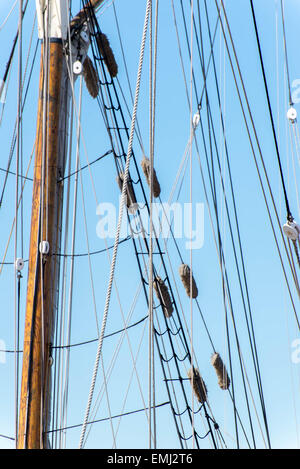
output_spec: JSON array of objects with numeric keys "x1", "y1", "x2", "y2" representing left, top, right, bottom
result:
[
  {"x1": 63, "y1": 11, "x2": 168, "y2": 443},
  {"x1": 0, "y1": 0, "x2": 18, "y2": 31},
  {"x1": 78, "y1": 0, "x2": 152, "y2": 448},
  {"x1": 280, "y1": 0, "x2": 293, "y2": 106},
  {"x1": 148, "y1": 0, "x2": 159, "y2": 449},
  {"x1": 14, "y1": 0, "x2": 24, "y2": 445},
  {"x1": 250, "y1": 0, "x2": 293, "y2": 223},
  {"x1": 73, "y1": 0, "x2": 223, "y2": 450},
  {"x1": 201, "y1": 0, "x2": 271, "y2": 446},
  {"x1": 58, "y1": 149, "x2": 112, "y2": 181},
  {"x1": 176, "y1": 0, "x2": 254, "y2": 447},
  {"x1": 46, "y1": 401, "x2": 170, "y2": 435},
  {"x1": 214, "y1": 0, "x2": 300, "y2": 314},
  {"x1": 177, "y1": 0, "x2": 290, "y2": 446},
  {"x1": 0, "y1": 33, "x2": 38, "y2": 204}
]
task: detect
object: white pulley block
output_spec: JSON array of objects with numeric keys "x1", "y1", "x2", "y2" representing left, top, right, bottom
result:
[
  {"x1": 287, "y1": 107, "x2": 297, "y2": 122},
  {"x1": 15, "y1": 258, "x2": 24, "y2": 272},
  {"x1": 283, "y1": 221, "x2": 300, "y2": 241},
  {"x1": 193, "y1": 111, "x2": 200, "y2": 129},
  {"x1": 73, "y1": 60, "x2": 83, "y2": 75},
  {"x1": 39, "y1": 240, "x2": 50, "y2": 255},
  {"x1": 48, "y1": 356, "x2": 54, "y2": 367}
]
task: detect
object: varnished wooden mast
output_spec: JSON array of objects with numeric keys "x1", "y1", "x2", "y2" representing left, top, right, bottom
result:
[
  {"x1": 18, "y1": 2, "x2": 71, "y2": 449},
  {"x1": 17, "y1": 0, "x2": 99, "y2": 449},
  {"x1": 17, "y1": 39, "x2": 68, "y2": 449}
]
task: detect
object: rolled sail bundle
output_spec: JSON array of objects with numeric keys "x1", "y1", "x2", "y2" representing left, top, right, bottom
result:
[
  {"x1": 83, "y1": 56, "x2": 99, "y2": 98},
  {"x1": 211, "y1": 353, "x2": 230, "y2": 390},
  {"x1": 140, "y1": 156, "x2": 161, "y2": 198},
  {"x1": 116, "y1": 172, "x2": 137, "y2": 214},
  {"x1": 153, "y1": 276, "x2": 173, "y2": 318},
  {"x1": 179, "y1": 264, "x2": 198, "y2": 299},
  {"x1": 96, "y1": 32, "x2": 118, "y2": 78},
  {"x1": 70, "y1": 1, "x2": 104, "y2": 29},
  {"x1": 187, "y1": 367, "x2": 207, "y2": 403}
]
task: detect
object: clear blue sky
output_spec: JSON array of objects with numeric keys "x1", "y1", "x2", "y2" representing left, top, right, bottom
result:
[{"x1": 0, "y1": 0, "x2": 299, "y2": 449}]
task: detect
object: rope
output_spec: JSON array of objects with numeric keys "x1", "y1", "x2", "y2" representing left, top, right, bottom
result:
[
  {"x1": 173, "y1": 0, "x2": 229, "y2": 446},
  {"x1": 78, "y1": 132, "x2": 100, "y2": 336},
  {"x1": 0, "y1": 32, "x2": 38, "y2": 203},
  {"x1": 176, "y1": 4, "x2": 246, "y2": 444},
  {"x1": 113, "y1": 3, "x2": 146, "y2": 154},
  {"x1": 0, "y1": 0, "x2": 29, "y2": 87},
  {"x1": 0, "y1": 18, "x2": 39, "y2": 199},
  {"x1": 14, "y1": 0, "x2": 24, "y2": 446},
  {"x1": 188, "y1": 0, "x2": 195, "y2": 449},
  {"x1": 89, "y1": 23, "x2": 204, "y2": 449},
  {"x1": 110, "y1": 316, "x2": 150, "y2": 446},
  {"x1": 51, "y1": 315, "x2": 148, "y2": 351},
  {"x1": 0, "y1": 141, "x2": 35, "y2": 276},
  {"x1": 46, "y1": 401, "x2": 170, "y2": 434},
  {"x1": 0, "y1": 0, "x2": 18, "y2": 31},
  {"x1": 215, "y1": 0, "x2": 300, "y2": 314},
  {"x1": 193, "y1": 20, "x2": 251, "y2": 448},
  {"x1": 84, "y1": 1, "x2": 221, "y2": 448},
  {"x1": 15, "y1": 272, "x2": 22, "y2": 447},
  {"x1": 293, "y1": 240, "x2": 300, "y2": 269},
  {"x1": 280, "y1": 0, "x2": 292, "y2": 106},
  {"x1": 78, "y1": 0, "x2": 152, "y2": 448},
  {"x1": 148, "y1": 0, "x2": 154, "y2": 449},
  {"x1": 0, "y1": 167, "x2": 33, "y2": 182},
  {"x1": 63, "y1": 9, "x2": 159, "y2": 446},
  {"x1": 250, "y1": 0, "x2": 292, "y2": 222},
  {"x1": 148, "y1": 0, "x2": 159, "y2": 449},
  {"x1": 85, "y1": 282, "x2": 151, "y2": 445},
  {"x1": 58, "y1": 149, "x2": 112, "y2": 181},
  {"x1": 289, "y1": 126, "x2": 300, "y2": 217},
  {"x1": 202, "y1": 0, "x2": 271, "y2": 444},
  {"x1": 40, "y1": 1, "x2": 52, "y2": 446}
]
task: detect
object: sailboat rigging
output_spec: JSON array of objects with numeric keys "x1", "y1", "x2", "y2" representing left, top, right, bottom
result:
[{"x1": 0, "y1": 0, "x2": 299, "y2": 450}]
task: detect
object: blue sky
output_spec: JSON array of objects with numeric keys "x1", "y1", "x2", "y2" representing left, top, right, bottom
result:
[{"x1": 0, "y1": 0, "x2": 300, "y2": 449}]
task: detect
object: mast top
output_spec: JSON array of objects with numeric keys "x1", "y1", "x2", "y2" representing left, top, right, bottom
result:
[{"x1": 35, "y1": 0, "x2": 69, "y2": 40}]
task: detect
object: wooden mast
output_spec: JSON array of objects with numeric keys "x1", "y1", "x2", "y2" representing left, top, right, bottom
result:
[
  {"x1": 17, "y1": 0, "x2": 105, "y2": 450},
  {"x1": 17, "y1": 1, "x2": 71, "y2": 449}
]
